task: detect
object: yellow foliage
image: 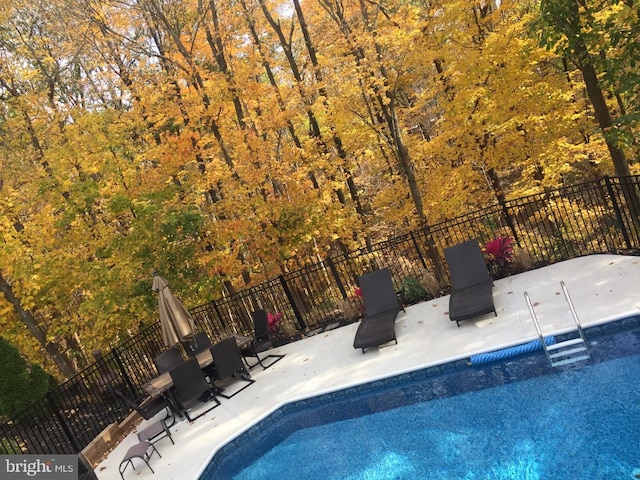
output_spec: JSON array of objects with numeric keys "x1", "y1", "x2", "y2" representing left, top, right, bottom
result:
[{"x1": 0, "y1": 0, "x2": 634, "y2": 374}]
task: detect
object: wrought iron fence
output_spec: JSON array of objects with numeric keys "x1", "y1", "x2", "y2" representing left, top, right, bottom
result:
[
  {"x1": 1, "y1": 175, "x2": 639, "y2": 457},
  {"x1": 0, "y1": 357, "x2": 130, "y2": 455}
]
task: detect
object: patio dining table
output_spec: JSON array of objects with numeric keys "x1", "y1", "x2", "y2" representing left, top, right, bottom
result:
[{"x1": 142, "y1": 334, "x2": 252, "y2": 398}]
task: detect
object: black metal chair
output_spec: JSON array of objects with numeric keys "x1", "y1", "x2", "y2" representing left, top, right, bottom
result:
[
  {"x1": 240, "y1": 310, "x2": 285, "y2": 369},
  {"x1": 168, "y1": 357, "x2": 220, "y2": 422},
  {"x1": 209, "y1": 337, "x2": 254, "y2": 399},
  {"x1": 183, "y1": 332, "x2": 219, "y2": 382},
  {"x1": 186, "y1": 332, "x2": 213, "y2": 357},
  {"x1": 114, "y1": 389, "x2": 176, "y2": 427},
  {"x1": 153, "y1": 347, "x2": 184, "y2": 374}
]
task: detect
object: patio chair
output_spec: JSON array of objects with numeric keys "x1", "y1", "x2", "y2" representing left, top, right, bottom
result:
[
  {"x1": 444, "y1": 239, "x2": 497, "y2": 327},
  {"x1": 185, "y1": 332, "x2": 213, "y2": 357},
  {"x1": 183, "y1": 331, "x2": 219, "y2": 380},
  {"x1": 168, "y1": 357, "x2": 220, "y2": 422},
  {"x1": 353, "y1": 268, "x2": 403, "y2": 353},
  {"x1": 153, "y1": 347, "x2": 184, "y2": 374},
  {"x1": 240, "y1": 310, "x2": 285, "y2": 369},
  {"x1": 113, "y1": 389, "x2": 176, "y2": 429},
  {"x1": 209, "y1": 336, "x2": 255, "y2": 399}
]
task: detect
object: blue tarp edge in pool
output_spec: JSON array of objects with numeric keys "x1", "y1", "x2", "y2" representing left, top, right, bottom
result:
[{"x1": 470, "y1": 336, "x2": 556, "y2": 365}]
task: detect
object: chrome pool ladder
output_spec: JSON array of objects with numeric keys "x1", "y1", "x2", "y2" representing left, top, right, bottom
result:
[{"x1": 524, "y1": 281, "x2": 590, "y2": 368}]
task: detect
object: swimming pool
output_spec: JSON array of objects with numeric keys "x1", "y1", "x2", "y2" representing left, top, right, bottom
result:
[{"x1": 202, "y1": 317, "x2": 640, "y2": 479}]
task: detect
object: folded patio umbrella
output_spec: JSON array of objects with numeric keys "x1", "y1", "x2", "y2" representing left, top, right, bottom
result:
[{"x1": 152, "y1": 273, "x2": 197, "y2": 347}]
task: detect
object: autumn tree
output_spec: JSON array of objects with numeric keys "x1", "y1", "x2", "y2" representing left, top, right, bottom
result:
[
  {"x1": 0, "y1": 0, "x2": 104, "y2": 376},
  {"x1": 536, "y1": 0, "x2": 634, "y2": 175},
  {"x1": 314, "y1": 1, "x2": 428, "y2": 225}
]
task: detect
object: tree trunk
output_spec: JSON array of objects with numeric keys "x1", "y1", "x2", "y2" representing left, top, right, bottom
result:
[
  {"x1": 238, "y1": 0, "x2": 302, "y2": 149},
  {"x1": 569, "y1": 18, "x2": 639, "y2": 221},
  {"x1": 577, "y1": 58, "x2": 629, "y2": 176},
  {"x1": 205, "y1": 0, "x2": 248, "y2": 130},
  {"x1": 320, "y1": 1, "x2": 426, "y2": 222},
  {"x1": 261, "y1": 0, "x2": 364, "y2": 214},
  {"x1": 559, "y1": 0, "x2": 629, "y2": 175},
  {"x1": 0, "y1": 272, "x2": 76, "y2": 379}
]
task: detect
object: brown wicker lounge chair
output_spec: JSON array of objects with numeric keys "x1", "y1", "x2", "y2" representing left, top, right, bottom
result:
[
  {"x1": 444, "y1": 239, "x2": 497, "y2": 327},
  {"x1": 353, "y1": 268, "x2": 403, "y2": 353}
]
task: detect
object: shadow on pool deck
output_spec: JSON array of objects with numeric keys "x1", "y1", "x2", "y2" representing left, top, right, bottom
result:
[{"x1": 96, "y1": 254, "x2": 640, "y2": 480}]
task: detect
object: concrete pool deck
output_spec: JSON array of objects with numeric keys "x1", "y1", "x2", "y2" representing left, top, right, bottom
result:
[{"x1": 95, "y1": 254, "x2": 640, "y2": 480}]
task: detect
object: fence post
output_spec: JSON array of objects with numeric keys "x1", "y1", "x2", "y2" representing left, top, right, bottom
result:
[
  {"x1": 45, "y1": 392, "x2": 80, "y2": 453},
  {"x1": 278, "y1": 275, "x2": 306, "y2": 330},
  {"x1": 111, "y1": 348, "x2": 136, "y2": 397},
  {"x1": 421, "y1": 225, "x2": 447, "y2": 287},
  {"x1": 604, "y1": 175, "x2": 632, "y2": 250},
  {"x1": 410, "y1": 231, "x2": 428, "y2": 270},
  {"x1": 210, "y1": 301, "x2": 225, "y2": 330},
  {"x1": 326, "y1": 257, "x2": 348, "y2": 298},
  {"x1": 498, "y1": 197, "x2": 519, "y2": 245},
  {"x1": 201, "y1": 300, "x2": 225, "y2": 333}
]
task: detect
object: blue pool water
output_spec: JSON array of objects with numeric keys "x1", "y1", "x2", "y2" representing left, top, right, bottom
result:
[{"x1": 202, "y1": 318, "x2": 640, "y2": 479}]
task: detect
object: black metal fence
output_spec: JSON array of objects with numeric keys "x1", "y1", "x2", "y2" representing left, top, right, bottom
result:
[{"x1": 1, "y1": 175, "x2": 639, "y2": 456}]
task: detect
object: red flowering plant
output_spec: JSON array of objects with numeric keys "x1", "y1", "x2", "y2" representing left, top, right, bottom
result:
[
  {"x1": 337, "y1": 287, "x2": 365, "y2": 321},
  {"x1": 267, "y1": 312, "x2": 283, "y2": 333},
  {"x1": 352, "y1": 287, "x2": 365, "y2": 317},
  {"x1": 484, "y1": 236, "x2": 514, "y2": 278}
]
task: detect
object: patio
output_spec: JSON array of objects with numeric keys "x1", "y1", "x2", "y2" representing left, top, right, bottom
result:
[{"x1": 95, "y1": 253, "x2": 640, "y2": 480}]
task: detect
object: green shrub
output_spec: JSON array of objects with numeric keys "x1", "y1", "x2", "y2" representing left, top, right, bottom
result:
[
  {"x1": 0, "y1": 337, "x2": 58, "y2": 418},
  {"x1": 401, "y1": 276, "x2": 428, "y2": 304}
]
